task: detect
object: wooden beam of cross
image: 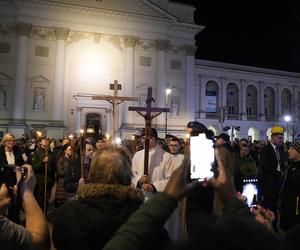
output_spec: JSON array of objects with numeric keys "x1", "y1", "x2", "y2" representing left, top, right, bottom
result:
[
  {"x1": 128, "y1": 87, "x2": 170, "y2": 175},
  {"x1": 92, "y1": 80, "x2": 138, "y2": 139}
]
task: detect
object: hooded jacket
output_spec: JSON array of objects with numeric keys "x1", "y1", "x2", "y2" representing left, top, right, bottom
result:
[{"x1": 52, "y1": 183, "x2": 144, "y2": 250}]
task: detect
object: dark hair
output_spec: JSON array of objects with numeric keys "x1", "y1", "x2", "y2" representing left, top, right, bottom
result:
[
  {"x1": 142, "y1": 127, "x2": 158, "y2": 140},
  {"x1": 63, "y1": 144, "x2": 70, "y2": 151},
  {"x1": 240, "y1": 138, "x2": 249, "y2": 144},
  {"x1": 94, "y1": 134, "x2": 106, "y2": 145},
  {"x1": 169, "y1": 137, "x2": 180, "y2": 143}
]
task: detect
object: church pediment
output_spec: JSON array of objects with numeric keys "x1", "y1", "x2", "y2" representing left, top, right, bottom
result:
[
  {"x1": 28, "y1": 75, "x2": 51, "y2": 85},
  {"x1": 135, "y1": 83, "x2": 152, "y2": 91},
  {"x1": 0, "y1": 72, "x2": 13, "y2": 82},
  {"x1": 39, "y1": 0, "x2": 177, "y2": 21}
]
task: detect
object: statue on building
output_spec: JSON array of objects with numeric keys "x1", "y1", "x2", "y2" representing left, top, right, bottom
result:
[
  {"x1": 34, "y1": 91, "x2": 45, "y2": 111},
  {"x1": 0, "y1": 87, "x2": 6, "y2": 111},
  {"x1": 170, "y1": 96, "x2": 180, "y2": 117}
]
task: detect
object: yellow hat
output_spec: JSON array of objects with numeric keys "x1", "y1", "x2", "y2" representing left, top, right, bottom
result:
[{"x1": 271, "y1": 126, "x2": 284, "y2": 135}]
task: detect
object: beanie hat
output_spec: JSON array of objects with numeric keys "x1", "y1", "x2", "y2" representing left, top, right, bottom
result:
[{"x1": 290, "y1": 141, "x2": 300, "y2": 154}]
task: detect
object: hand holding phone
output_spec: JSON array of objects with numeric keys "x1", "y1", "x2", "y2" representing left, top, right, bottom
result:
[
  {"x1": 242, "y1": 178, "x2": 259, "y2": 207},
  {"x1": 190, "y1": 134, "x2": 214, "y2": 181}
]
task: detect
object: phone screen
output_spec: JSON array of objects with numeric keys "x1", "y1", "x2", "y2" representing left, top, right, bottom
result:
[
  {"x1": 190, "y1": 134, "x2": 215, "y2": 181},
  {"x1": 242, "y1": 178, "x2": 258, "y2": 207}
]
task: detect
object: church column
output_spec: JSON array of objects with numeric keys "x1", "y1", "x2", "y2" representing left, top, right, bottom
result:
[
  {"x1": 51, "y1": 27, "x2": 69, "y2": 125},
  {"x1": 156, "y1": 39, "x2": 169, "y2": 126},
  {"x1": 199, "y1": 75, "x2": 206, "y2": 119},
  {"x1": 292, "y1": 85, "x2": 299, "y2": 123},
  {"x1": 123, "y1": 35, "x2": 138, "y2": 127},
  {"x1": 12, "y1": 22, "x2": 31, "y2": 124},
  {"x1": 240, "y1": 79, "x2": 247, "y2": 120},
  {"x1": 220, "y1": 77, "x2": 226, "y2": 107},
  {"x1": 275, "y1": 83, "x2": 282, "y2": 121},
  {"x1": 104, "y1": 109, "x2": 111, "y2": 136},
  {"x1": 259, "y1": 81, "x2": 265, "y2": 121},
  {"x1": 75, "y1": 107, "x2": 82, "y2": 136},
  {"x1": 185, "y1": 44, "x2": 196, "y2": 122}
]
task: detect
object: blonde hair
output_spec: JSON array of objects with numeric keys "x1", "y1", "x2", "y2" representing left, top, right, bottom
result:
[
  {"x1": 1, "y1": 133, "x2": 15, "y2": 145},
  {"x1": 89, "y1": 145, "x2": 132, "y2": 186}
]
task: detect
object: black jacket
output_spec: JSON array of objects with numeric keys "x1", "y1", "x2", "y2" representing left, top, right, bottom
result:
[
  {"x1": 280, "y1": 160, "x2": 300, "y2": 231},
  {"x1": 64, "y1": 158, "x2": 81, "y2": 193},
  {"x1": 260, "y1": 143, "x2": 283, "y2": 199},
  {"x1": 0, "y1": 145, "x2": 25, "y2": 167},
  {"x1": 52, "y1": 183, "x2": 144, "y2": 250}
]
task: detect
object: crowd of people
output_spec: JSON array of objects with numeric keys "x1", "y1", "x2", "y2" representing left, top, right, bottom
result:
[{"x1": 0, "y1": 121, "x2": 300, "y2": 250}]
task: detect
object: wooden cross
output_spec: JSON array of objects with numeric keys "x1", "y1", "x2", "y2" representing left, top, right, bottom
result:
[
  {"x1": 129, "y1": 87, "x2": 170, "y2": 174},
  {"x1": 92, "y1": 80, "x2": 138, "y2": 139}
]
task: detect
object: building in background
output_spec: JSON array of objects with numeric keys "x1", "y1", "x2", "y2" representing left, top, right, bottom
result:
[{"x1": 0, "y1": 0, "x2": 299, "y2": 141}]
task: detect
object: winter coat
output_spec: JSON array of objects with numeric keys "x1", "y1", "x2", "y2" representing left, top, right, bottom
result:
[
  {"x1": 55, "y1": 156, "x2": 71, "y2": 206},
  {"x1": 52, "y1": 183, "x2": 144, "y2": 250},
  {"x1": 0, "y1": 145, "x2": 25, "y2": 167},
  {"x1": 280, "y1": 160, "x2": 300, "y2": 231}
]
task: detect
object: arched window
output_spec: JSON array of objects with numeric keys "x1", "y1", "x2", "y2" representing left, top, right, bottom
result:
[
  {"x1": 226, "y1": 82, "x2": 239, "y2": 116},
  {"x1": 205, "y1": 81, "x2": 219, "y2": 114},
  {"x1": 281, "y1": 88, "x2": 292, "y2": 115},
  {"x1": 264, "y1": 87, "x2": 275, "y2": 120},
  {"x1": 246, "y1": 85, "x2": 258, "y2": 119}
]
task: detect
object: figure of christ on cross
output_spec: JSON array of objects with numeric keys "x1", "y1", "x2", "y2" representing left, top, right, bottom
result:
[
  {"x1": 92, "y1": 80, "x2": 139, "y2": 140},
  {"x1": 129, "y1": 87, "x2": 170, "y2": 175}
]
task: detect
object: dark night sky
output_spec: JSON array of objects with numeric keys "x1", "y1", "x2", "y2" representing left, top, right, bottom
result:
[{"x1": 172, "y1": 0, "x2": 300, "y2": 73}]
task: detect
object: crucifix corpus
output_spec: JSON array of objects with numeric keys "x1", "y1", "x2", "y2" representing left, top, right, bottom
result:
[
  {"x1": 92, "y1": 80, "x2": 138, "y2": 139},
  {"x1": 128, "y1": 87, "x2": 170, "y2": 175}
]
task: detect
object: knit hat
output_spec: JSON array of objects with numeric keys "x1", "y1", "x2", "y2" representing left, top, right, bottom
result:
[
  {"x1": 271, "y1": 126, "x2": 284, "y2": 135},
  {"x1": 290, "y1": 141, "x2": 300, "y2": 154},
  {"x1": 187, "y1": 121, "x2": 207, "y2": 132},
  {"x1": 215, "y1": 133, "x2": 230, "y2": 142}
]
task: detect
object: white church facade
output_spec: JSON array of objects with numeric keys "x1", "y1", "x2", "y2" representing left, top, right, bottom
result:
[{"x1": 0, "y1": 0, "x2": 299, "y2": 141}]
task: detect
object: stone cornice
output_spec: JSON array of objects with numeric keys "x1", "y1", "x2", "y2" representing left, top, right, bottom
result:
[
  {"x1": 0, "y1": 23, "x2": 16, "y2": 35},
  {"x1": 17, "y1": 0, "x2": 173, "y2": 24},
  {"x1": 15, "y1": 22, "x2": 32, "y2": 37},
  {"x1": 30, "y1": 26, "x2": 55, "y2": 40},
  {"x1": 15, "y1": 0, "x2": 202, "y2": 33},
  {"x1": 123, "y1": 35, "x2": 139, "y2": 48},
  {"x1": 156, "y1": 39, "x2": 170, "y2": 51},
  {"x1": 184, "y1": 44, "x2": 197, "y2": 56},
  {"x1": 55, "y1": 27, "x2": 69, "y2": 40}
]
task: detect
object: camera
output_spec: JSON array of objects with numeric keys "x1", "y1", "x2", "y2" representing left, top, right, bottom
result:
[{"x1": 190, "y1": 134, "x2": 215, "y2": 181}]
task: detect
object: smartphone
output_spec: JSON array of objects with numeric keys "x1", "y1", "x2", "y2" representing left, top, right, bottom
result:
[
  {"x1": 190, "y1": 133, "x2": 215, "y2": 181},
  {"x1": 242, "y1": 178, "x2": 259, "y2": 207}
]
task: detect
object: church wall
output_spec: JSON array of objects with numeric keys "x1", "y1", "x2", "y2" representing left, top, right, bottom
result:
[
  {"x1": 0, "y1": 0, "x2": 202, "y2": 139},
  {"x1": 0, "y1": 33, "x2": 17, "y2": 120},
  {"x1": 165, "y1": 52, "x2": 186, "y2": 128},
  {"x1": 25, "y1": 38, "x2": 56, "y2": 122}
]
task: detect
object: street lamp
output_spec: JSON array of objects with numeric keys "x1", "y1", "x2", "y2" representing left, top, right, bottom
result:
[{"x1": 284, "y1": 115, "x2": 291, "y2": 141}]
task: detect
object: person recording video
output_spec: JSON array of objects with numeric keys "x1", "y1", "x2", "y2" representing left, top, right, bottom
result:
[
  {"x1": 0, "y1": 164, "x2": 50, "y2": 249},
  {"x1": 0, "y1": 133, "x2": 27, "y2": 222}
]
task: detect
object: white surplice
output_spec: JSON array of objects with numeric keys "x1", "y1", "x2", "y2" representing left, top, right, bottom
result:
[{"x1": 132, "y1": 145, "x2": 175, "y2": 192}]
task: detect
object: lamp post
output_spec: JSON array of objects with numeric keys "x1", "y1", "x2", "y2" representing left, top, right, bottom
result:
[
  {"x1": 165, "y1": 87, "x2": 172, "y2": 136},
  {"x1": 284, "y1": 115, "x2": 291, "y2": 141}
]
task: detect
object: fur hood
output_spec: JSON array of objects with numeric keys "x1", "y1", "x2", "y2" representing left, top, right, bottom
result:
[{"x1": 77, "y1": 183, "x2": 144, "y2": 202}]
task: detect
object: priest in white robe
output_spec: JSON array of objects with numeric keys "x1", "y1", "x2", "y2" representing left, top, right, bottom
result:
[{"x1": 131, "y1": 128, "x2": 175, "y2": 194}]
